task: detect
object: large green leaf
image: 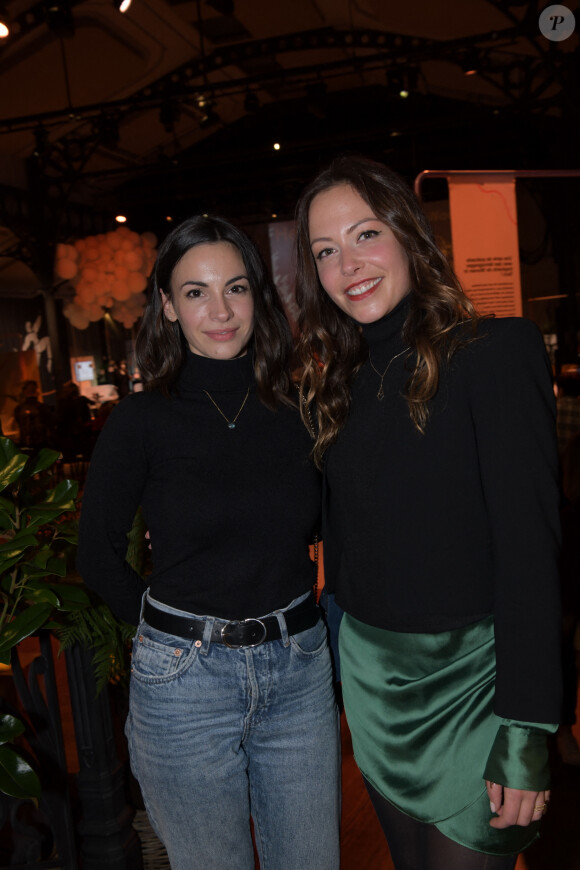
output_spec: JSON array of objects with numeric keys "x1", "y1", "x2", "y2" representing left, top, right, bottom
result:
[
  {"x1": 0, "y1": 439, "x2": 27, "y2": 492},
  {"x1": 27, "y1": 480, "x2": 79, "y2": 523},
  {"x1": 15, "y1": 577, "x2": 88, "y2": 611},
  {"x1": 19, "y1": 560, "x2": 67, "y2": 582},
  {"x1": 53, "y1": 521, "x2": 78, "y2": 545},
  {"x1": 0, "y1": 604, "x2": 53, "y2": 654},
  {"x1": 22, "y1": 545, "x2": 55, "y2": 570},
  {"x1": 0, "y1": 532, "x2": 38, "y2": 557},
  {"x1": 19, "y1": 559, "x2": 67, "y2": 586},
  {"x1": 19, "y1": 548, "x2": 68, "y2": 578},
  {"x1": 0, "y1": 714, "x2": 26, "y2": 746},
  {"x1": 0, "y1": 498, "x2": 15, "y2": 529},
  {"x1": 0, "y1": 745, "x2": 41, "y2": 800},
  {"x1": 27, "y1": 448, "x2": 61, "y2": 476},
  {"x1": 49, "y1": 582, "x2": 90, "y2": 611},
  {"x1": 20, "y1": 586, "x2": 60, "y2": 607},
  {"x1": 0, "y1": 553, "x2": 23, "y2": 575}
]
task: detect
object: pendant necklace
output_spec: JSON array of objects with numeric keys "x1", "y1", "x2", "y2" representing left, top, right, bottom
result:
[
  {"x1": 202, "y1": 386, "x2": 250, "y2": 429},
  {"x1": 368, "y1": 348, "x2": 409, "y2": 401}
]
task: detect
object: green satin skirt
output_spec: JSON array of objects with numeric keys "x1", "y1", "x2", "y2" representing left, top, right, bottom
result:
[{"x1": 339, "y1": 613, "x2": 540, "y2": 855}]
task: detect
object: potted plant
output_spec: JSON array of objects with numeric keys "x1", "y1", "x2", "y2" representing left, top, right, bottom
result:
[{"x1": 0, "y1": 436, "x2": 88, "y2": 801}]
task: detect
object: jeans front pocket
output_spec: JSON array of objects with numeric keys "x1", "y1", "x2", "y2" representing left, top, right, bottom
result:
[
  {"x1": 289, "y1": 615, "x2": 328, "y2": 657},
  {"x1": 130, "y1": 623, "x2": 199, "y2": 683}
]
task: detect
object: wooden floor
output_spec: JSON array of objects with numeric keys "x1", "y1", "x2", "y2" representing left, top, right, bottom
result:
[{"x1": 340, "y1": 715, "x2": 393, "y2": 869}]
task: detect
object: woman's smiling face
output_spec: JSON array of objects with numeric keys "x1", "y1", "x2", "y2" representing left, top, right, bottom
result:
[
  {"x1": 161, "y1": 241, "x2": 255, "y2": 359},
  {"x1": 308, "y1": 183, "x2": 411, "y2": 323}
]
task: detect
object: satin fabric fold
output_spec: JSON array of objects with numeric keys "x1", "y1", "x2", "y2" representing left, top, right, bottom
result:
[
  {"x1": 339, "y1": 613, "x2": 548, "y2": 854},
  {"x1": 484, "y1": 724, "x2": 552, "y2": 790}
]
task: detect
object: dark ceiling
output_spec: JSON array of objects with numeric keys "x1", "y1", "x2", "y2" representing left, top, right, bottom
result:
[{"x1": 0, "y1": 0, "x2": 578, "y2": 262}]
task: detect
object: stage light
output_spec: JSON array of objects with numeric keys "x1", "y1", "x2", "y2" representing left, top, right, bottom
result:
[
  {"x1": 200, "y1": 107, "x2": 220, "y2": 128},
  {"x1": 460, "y1": 51, "x2": 480, "y2": 76},
  {"x1": 0, "y1": 3, "x2": 9, "y2": 38}
]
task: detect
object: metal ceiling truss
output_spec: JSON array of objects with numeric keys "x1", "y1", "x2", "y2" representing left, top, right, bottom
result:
[
  {"x1": 0, "y1": 23, "x2": 569, "y2": 135},
  {"x1": 0, "y1": 0, "x2": 83, "y2": 42},
  {"x1": 0, "y1": 19, "x2": 572, "y2": 242}
]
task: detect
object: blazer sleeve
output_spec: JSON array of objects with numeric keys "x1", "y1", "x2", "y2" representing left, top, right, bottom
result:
[
  {"x1": 467, "y1": 318, "x2": 562, "y2": 723},
  {"x1": 77, "y1": 397, "x2": 149, "y2": 625}
]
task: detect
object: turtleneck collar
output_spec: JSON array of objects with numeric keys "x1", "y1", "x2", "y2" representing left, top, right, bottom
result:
[
  {"x1": 359, "y1": 291, "x2": 411, "y2": 348},
  {"x1": 178, "y1": 348, "x2": 255, "y2": 393}
]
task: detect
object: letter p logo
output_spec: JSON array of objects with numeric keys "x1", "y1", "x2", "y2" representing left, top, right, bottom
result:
[{"x1": 539, "y1": 5, "x2": 576, "y2": 41}]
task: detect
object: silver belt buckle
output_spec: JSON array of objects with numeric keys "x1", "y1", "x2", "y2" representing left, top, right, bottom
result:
[{"x1": 221, "y1": 618, "x2": 267, "y2": 649}]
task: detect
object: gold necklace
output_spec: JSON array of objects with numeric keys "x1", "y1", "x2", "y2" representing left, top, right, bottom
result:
[
  {"x1": 202, "y1": 387, "x2": 250, "y2": 429},
  {"x1": 368, "y1": 348, "x2": 409, "y2": 400}
]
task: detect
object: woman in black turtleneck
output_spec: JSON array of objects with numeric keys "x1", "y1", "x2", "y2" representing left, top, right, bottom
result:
[
  {"x1": 295, "y1": 157, "x2": 562, "y2": 870},
  {"x1": 77, "y1": 217, "x2": 340, "y2": 870}
]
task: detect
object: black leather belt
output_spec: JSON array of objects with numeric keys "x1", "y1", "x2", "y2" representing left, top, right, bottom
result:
[{"x1": 143, "y1": 592, "x2": 320, "y2": 649}]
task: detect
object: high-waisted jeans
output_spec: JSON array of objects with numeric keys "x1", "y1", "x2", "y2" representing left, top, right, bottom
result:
[{"x1": 125, "y1": 592, "x2": 341, "y2": 870}]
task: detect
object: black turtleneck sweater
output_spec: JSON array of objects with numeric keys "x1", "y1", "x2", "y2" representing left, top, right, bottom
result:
[
  {"x1": 323, "y1": 295, "x2": 562, "y2": 723},
  {"x1": 77, "y1": 351, "x2": 320, "y2": 626}
]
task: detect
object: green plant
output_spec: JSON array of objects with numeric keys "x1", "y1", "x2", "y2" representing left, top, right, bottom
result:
[
  {"x1": 56, "y1": 593, "x2": 134, "y2": 693},
  {"x1": 0, "y1": 436, "x2": 141, "y2": 800},
  {"x1": 0, "y1": 436, "x2": 89, "y2": 800}
]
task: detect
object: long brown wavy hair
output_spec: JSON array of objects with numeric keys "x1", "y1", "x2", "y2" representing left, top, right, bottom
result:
[
  {"x1": 295, "y1": 155, "x2": 479, "y2": 465},
  {"x1": 136, "y1": 215, "x2": 295, "y2": 409}
]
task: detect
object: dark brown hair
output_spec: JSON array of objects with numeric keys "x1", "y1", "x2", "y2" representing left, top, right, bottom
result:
[
  {"x1": 295, "y1": 155, "x2": 479, "y2": 465},
  {"x1": 136, "y1": 215, "x2": 294, "y2": 409}
]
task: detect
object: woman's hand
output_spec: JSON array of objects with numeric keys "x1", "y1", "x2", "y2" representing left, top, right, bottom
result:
[{"x1": 486, "y1": 781, "x2": 549, "y2": 828}]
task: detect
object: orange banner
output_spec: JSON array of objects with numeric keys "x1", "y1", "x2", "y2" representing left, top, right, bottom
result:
[{"x1": 448, "y1": 174, "x2": 522, "y2": 318}]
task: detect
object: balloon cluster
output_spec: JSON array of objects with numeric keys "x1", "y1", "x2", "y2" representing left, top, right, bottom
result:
[{"x1": 56, "y1": 227, "x2": 158, "y2": 330}]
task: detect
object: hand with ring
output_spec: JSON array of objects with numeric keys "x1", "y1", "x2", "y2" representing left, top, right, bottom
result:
[{"x1": 486, "y1": 781, "x2": 550, "y2": 828}]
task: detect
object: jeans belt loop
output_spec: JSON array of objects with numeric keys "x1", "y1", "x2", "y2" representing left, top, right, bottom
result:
[
  {"x1": 140, "y1": 588, "x2": 150, "y2": 623},
  {"x1": 201, "y1": 615, "x2": 215, "y2": 654},
  {"x1": 275, "y1": 608, "x2": 291, "y2": 647}
]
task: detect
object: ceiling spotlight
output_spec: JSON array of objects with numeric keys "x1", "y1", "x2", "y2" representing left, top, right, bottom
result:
[
  {"x1": 387, "y1": 67, "x2": 417, "y2": 99},
  {"x1": 0, "y1": 4, "x2": 9, "y2": 38},
  {"x1": 200, "y1": 108, "x2": 220, "y2": 129},
  {"x1": 460, "y1": 51, "x2": 480, "y2": 76},
  {"x1": 386, "y1": 71, "x2": 404, "y2": 98},
  {"x1": 113, "y1": 0, "x2": 132, "y2": 11},
  {"x1": 196, "y1": 93, "x2": 211, "y2": 110},
  {"x1": 273, "y1": 142, "x2": 281, "y2": 151},
  {"x1": 115, "y1": 215, "x2": 127, "y2": 223}
]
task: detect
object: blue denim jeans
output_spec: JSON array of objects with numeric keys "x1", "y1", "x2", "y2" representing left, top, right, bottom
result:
[{"x1": 125, "y1": 592, "x2": 341, "y2": 870}]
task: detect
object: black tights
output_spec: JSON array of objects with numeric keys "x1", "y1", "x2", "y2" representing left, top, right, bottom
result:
[{"x1": 364, "y1": 778, "x2": 517, "y2": 870}]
